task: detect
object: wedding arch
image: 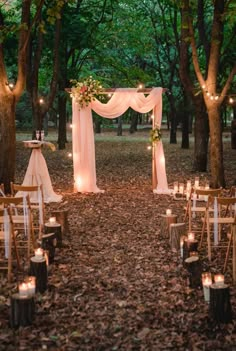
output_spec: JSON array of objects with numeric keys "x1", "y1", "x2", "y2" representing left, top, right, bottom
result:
[{"x1": 71, "y1": 87, "x2": 170, "y2": 194}]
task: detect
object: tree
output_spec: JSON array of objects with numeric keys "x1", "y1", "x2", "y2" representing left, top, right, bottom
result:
[
  {"x1": 0, "y1": 0, "x2": 68, "y2": 192},
  {"x1": 179, "y1": 0, "x2": 209, "y2": 170},
  {"x1": 181, "y1": 0, "x2": 236, "y2": 187}
]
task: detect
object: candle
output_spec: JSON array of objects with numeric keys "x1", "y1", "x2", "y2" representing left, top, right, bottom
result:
[
  {"x1": 194, "y1": 177, "x2": 200, "y2": 189},
  {"x1": 173, "y1": 181, "x2": 178, "y2": 194},
  {"x1": 192, "y1": 192, "x2": 197, "y2": 218},
  {"x1": 166, "y1": 209, "x2": 172, "y2": 216},
  {"x1": 202, "y1": 273, "x2": 212, "y2": 302},
  {"x1": 188, "y1": 232, "x2": 195, "y2": 241},
  {"x1": 204, "y1": 183, "x2": 210, "y2": 201},
  {"x1": 180, "y1": 237, "x2": 184, "y2": 258},
  {"x1": 19, "y1": 282, "x2": 28, "y2": 297},
  {"x1": 214, "y1": 274, "x2": 224, "y2": 285},
  {"x1": 186, "y1": 180, "x2": 191, "y2": 191},
  {"x1": 190, "y1": 251, "x2": 198, "y2": 256},
  {"x1": 27, "y1": 276, "x2": 36, "y2": 295},
  {"x1": 35, "y1": 247, "x2": 44, "y2": 259},
  {"x1": 49, "y1": 217, "x2": 56, "y2": 224},
  {"x1": 179, "y1": 183, "x2": 184, "y2": 195}
]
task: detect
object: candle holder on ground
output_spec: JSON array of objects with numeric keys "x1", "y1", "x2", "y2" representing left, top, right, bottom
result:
[
  {"x1": 51, "y1": 209, "x2": 69, "y2": 236},
  {"x1": 182, "y1": 233, "x2": 198, "y2": 263},
  {"x1": 160, "y1": 213, "x2": 178, "y2": 238},
  {"x1": 29, "y1": 256, "x2": 47, "y2": 293},
  {"x1": 209, "y1": 283, "x2": 232, "y2": 323},
  {"x1": 38, "y1": 232, "x2": 57, "y2": 264},
  {"x1": 185, "y1": 255, "x2": 202, "y2": 288},
  {"x1": 44, "y1": 221, "x2": 62, "y2": 248},
  {"x1": 169, "y1": 223, "x2": 186, "y2": 251},
  {"x1": 202, "y1": 272, "x2": 212, "y2": 303},
  {"x1": 10, "y1": 293, "x2": 35, "y2": 328}
]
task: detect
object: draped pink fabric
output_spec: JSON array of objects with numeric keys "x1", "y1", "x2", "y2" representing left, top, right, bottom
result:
[
  {"x1": 72, "y1": 88, "x2": 170, "y2": 193},
  {"x1": 20, "y1": 149, "x2": 62, "y2": 202}
]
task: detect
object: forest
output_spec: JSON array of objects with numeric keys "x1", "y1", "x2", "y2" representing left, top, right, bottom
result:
[{"x1": 1, "y1": 1, "x2": 236, "y2": 350}]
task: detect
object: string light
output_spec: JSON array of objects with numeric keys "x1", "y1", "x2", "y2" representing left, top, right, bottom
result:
[
  {"x1": 6, "y1": 81, "x2": 14, "y2": 90},
  {"x1": 201, "y1": 83, "x2": 235, "y2": 104},
  {"x1": 68, "y1": 152, "x2": 72, "y2": 158},
  {"x1": 39, "y1": 98, "x2": 44, "y2": 104}
]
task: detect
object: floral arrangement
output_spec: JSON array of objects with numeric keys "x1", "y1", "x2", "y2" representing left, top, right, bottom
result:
[
  {"x1": 150, "y1": 124, "x2": 162, "y2": 143},
  {"x1": 70, "y1": 76, "x2": 103, "y2": 108},
  {"x1": 44, "y1": 141, "x2": 56, "y2": 151}
]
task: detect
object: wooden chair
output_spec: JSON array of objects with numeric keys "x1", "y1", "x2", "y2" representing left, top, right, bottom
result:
[
  {"x1": 0, "y1": 183, "x2": 5, "y2": 197},
  {"x1": 202, "y1": 196, "x2": 236, "y2": 261},
  {"x1": 10, "y1": 183, "x2": 45, "y2": 238},
  {"x1": 184, "y1": 187, "x2": 222, "y2": 232},
  {"x1": 0, "y1": 208, "x2": 21, "y2": 281},
  {"x1": 0, "y1": 196, "x2": 35, "y2": 259}
]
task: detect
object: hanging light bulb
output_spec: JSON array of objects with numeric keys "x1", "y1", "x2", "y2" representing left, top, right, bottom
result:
[
  {"x1": 210, "y1": 95, "x2": 214, "y2": 100},
  {"x1": 206, "y1": 91, "x2": 210, "y2": 96},
  {"x1": 229, "y1": 97, "x2": 234, "y2": 104},
  {"x1": 214, "y1": 95, "x2": 219, "y2": 100},
  {"x1": 202, "y1": 84, "x2": 206, "y2": 89}
]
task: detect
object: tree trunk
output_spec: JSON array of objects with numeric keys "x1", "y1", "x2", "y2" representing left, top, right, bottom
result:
[
  {"x1": 168, "y1": 95, "x2": 177, "y2": 144},
  {"x1": 129, "y1": 111, "x2": 138, "y2": 134},
  {"x1": 181, "y1": 93, "x2": 190, "y2": 149},
  {"x1": 117, "y1": 116, "x2": 122, "y2": 136},
  {"x1": 192, "y1": 97, "x2": 209, "y2": 172},
  {"x1": 57, "y1": 93, "x2": 67, "y2": 149},
  {"x1": 94, "y1": 118, "x2": 102, "y2": 134},
  {"x1": 0, "y1": 93, "x2": 16, "y2": 193},
  {"x1": 207, "y1": 104, "x2": 225, "y2": 187}
]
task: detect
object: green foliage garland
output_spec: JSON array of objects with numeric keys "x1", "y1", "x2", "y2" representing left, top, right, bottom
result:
[{"x1": 150, "y1": 124, "x2": 162, "y2": 143}]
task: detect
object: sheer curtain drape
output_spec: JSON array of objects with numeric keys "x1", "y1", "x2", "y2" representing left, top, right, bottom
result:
[{"x1": 72, "y1": 87, "x2": 169, "y2": 193}]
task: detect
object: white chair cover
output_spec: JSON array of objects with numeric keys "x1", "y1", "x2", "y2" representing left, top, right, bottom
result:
[{"x1": 21, "y1": 149, "x2": 62, "y2": 203}]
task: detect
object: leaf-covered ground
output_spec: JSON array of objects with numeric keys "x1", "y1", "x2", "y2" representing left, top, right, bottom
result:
[{"x1": 1, "y1": 129, "x2": 236, "y2": 351}]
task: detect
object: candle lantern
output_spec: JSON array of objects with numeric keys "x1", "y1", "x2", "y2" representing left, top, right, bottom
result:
[
  {"x1": 186, "y1": 180, "x2": 191, "y2": 191},
  {"x1": 34, "y1": 247, "x2": 44, "y2": 259},
  {"x1": 49, "y1": 217, "x2": 57, "y2": 224},
  {"x1": 173, "y1": 181, "x2": 178, "y2": 194},
  {"x1": 27, "y1": 276, "x2": 36, "y2": 295},
  {"x1": 214, "y1": 274, "x2": 224, "y2": 286},
  {"x1": 188, "y1": 232, "x2": 195, "y2": 241},
  {"x1": 194, "y1": 177, "x2": 200, "y2": 189},
  {"x1": 179, "y1": 183, "x2": 184, "y2": 195},
  {"x1": 202, "y1": 272, "x2": 212, "y2": 302},
  {"x1": 19, "y1": 282, "x2": 28, "y2": 297},
  {"x1": 180, "y1": 236, "x2": 185, "y2": 258}
]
